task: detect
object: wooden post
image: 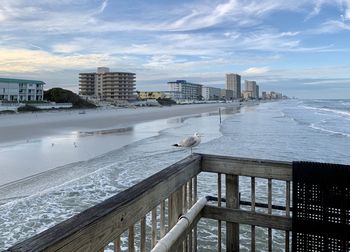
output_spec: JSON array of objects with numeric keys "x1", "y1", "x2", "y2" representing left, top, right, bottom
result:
[
  {"x1": 268, "y1": 179, "x2": 272, "y2": 252},
  {"x1": 226, "y1": 174, "x2": 239, "y2": 252},
  {"x1": 128, "y1": 225, "x2": 135, "y2": 252},
  {"x1": 193, "y1": 176, "x2": 198, "y2": 252},
  {"x1": 114, "y1": 236, "x2": 121, "y2": 252},
  {"x1": 188, "y1": 179, "x2": 193, "y2": 252},
  {"x1": 140, "y1": 217, "x2": 146, "y2": 252},
  {"x1": 160, "y1": 200, "x2": 166, "y2": 238},
  {"x1": 251, "y1": 177, "x2": 256, "y2": 252},
  {"x1": 152, "y1": 207, "x2": 157, "y2": 248},
  {"x1": 218, "y1": 173, "x2": 222, "y2": 252},
  {"x1": 285, "y1": 181, "x2": 291, "y2": 252}
]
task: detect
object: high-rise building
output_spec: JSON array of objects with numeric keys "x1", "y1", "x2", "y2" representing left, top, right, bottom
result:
[
  {"x1": 202, "y1": 86, "x2": 221, "y2": 100},
  {"x1": 167, "y1": 80, "x2": 202, "y2": 101},
  {"x1": 220, "y1": 89, "x2": 234, "y2": 100},
  {"x1": 225, "y1": 74, "x2": 241, "y2": 99},
  {"x1": 244, "y1": 80, "x2": 258, "y2": 99},
  {"x1": 0, "y1": 78, "x2": 45, "y2": 102},
  {"x1": 79, "y1": 67, "x2": 136, "y2": 101}
]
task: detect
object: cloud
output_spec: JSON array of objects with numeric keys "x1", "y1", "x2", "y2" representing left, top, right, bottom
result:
[
  {"x1": 241, "y1": 67, "x2": 270, "y2": 75},
  {"x1": 97, "y1": 0, "x2": 108, "y2": 14},
  {"x1": 0, "y1": 48, "x2": 112, "y2": 73},
  {"x1": 303, "y1": 79, "x2": 350, "y2": 85},
  {"x1": 316, "y1": 19, "x2": 350, "y2": 33}
]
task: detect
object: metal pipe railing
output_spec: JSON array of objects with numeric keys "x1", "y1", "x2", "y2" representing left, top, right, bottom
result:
[{"x1": 151, "y1": 197, "x2": 208, "y2": 252}]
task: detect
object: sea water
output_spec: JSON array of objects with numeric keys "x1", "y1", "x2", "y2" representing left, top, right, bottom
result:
[{"x1": 0, "y1": 100, "x2": 349, "y2": 250}]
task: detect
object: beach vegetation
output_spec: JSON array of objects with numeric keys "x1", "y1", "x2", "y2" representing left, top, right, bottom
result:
[
  {"x1": 0, "y1": 110, "x2": 16, "y2": 114},
  {"x1": 44, "y1": 88, "x2": 97, "y2": 109},
  {"x1": 17, "y1": 105, "x2": 41, "y2": 112},
  {"x1": 156, "y1": 97, "x2": 176, "y2": 106}
]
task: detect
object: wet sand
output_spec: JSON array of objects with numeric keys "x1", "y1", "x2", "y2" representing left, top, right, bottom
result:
[{"x1": 0, "y1": 103, "x2": 236, "y2": 144}]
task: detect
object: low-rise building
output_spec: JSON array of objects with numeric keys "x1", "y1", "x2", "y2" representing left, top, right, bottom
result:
[
  {"x1": 0, "y1": 78, "x2": 45, "y2": 102},
  {"x1": 137, "y1": 91, "x2": 167, "y2": 100}
]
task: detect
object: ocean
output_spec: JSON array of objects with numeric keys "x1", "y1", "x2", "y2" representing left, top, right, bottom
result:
[{"x1": 0, "y1": 99, "x2": 349, "y2": 251}]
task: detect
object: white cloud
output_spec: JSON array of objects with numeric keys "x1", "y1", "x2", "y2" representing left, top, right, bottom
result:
[
  {"x1": 241, "y1": 67, "x2": 270, "y2": 75},
  {"x1": 0, "y1": 48, "x2": 112, "y2": 73}
]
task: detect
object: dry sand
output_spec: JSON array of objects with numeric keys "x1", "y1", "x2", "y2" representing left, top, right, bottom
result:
[{"x1": 0, "y1": 103, "x2": 237, "y2": 144}]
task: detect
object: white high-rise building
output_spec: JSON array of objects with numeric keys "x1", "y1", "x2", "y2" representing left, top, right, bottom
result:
[{"x1": 225, "y1": 74, "x2": 241, "y2": 99}]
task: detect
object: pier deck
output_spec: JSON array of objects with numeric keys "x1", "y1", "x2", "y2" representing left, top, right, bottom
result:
[{"x1": 6, "y1": 154, "x2": 350, "y2": 251}]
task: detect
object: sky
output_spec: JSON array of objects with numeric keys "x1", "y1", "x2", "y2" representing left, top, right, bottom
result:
[{"x1": 0, "y1": 0, "x2": 350, "y2": 98}]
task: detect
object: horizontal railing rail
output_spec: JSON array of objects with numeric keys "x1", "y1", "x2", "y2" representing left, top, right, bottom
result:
[{"x1": 201, "y1": 153, "x2": 292, "y2": 180}]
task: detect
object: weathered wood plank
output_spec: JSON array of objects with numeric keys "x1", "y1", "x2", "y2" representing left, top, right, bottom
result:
[
  {"x1": 202, "y1": 206, "x2": 292, "y2": 231},
  {"x1": 193, "y1": 176, "x2": 197, "y2": 252},
  {"x1": 128, "y1": 226, "x2": 134, "y2": 252},
  {"x1": 8, "y1": 155, "x2": 201, "y2": 252},
  {"x1": 285, "y1": 181, "x2": 291, "y2": 252},
  {"x1": 217, "y1": 173, "x2": 222, "y2": 252},
  {"x1": 152, "y1": 207, "x2": 157, "y2": 248},
  {"x1": 226, "y1": 174, "x2": 239, "y2": 252},
  {"x1": 114, "y1": 236, "x2": 120, "y2": 252},
  {"x1": 160, "y1": 200, "x2": 165, "y2": 239},
  {"x1": 140, "y1": 217, "x2": 146, "y2": 252},
  {"x1": 201, "y1": 154, "x2": 292, "y2": 181},
  {"x1": 251, "y1": 177, "x2": 256, "y2": 252},
  {"x1": 268, "y1": 179, "x2": 272, "y2": 252}
]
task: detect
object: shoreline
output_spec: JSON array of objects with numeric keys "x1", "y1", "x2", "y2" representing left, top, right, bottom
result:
[
  {"x1": 0, "y1": 103, "x2": 243, "y2": 145},
  {"x1": 0, "y1": 102, "x2": 246, "y2": 188}
]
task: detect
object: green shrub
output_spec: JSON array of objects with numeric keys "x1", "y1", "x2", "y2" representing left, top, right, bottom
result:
[
  {"x1": 44, "y1": 88, "x2": 96, "y2": 109},
  {"x1": 0, "y1": 110, "x2": 16, "y2": 114},
  {"x1": 156, "y1": 98, "x2": 176, "y2": 106},
  {"x1": 17, "y1": 105, "x2": 41, "y2": 112}
]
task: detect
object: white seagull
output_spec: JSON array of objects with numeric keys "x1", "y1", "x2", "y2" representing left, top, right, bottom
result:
[{"x1": 173, "y1": 132, "x2": 201, "y2": 153}]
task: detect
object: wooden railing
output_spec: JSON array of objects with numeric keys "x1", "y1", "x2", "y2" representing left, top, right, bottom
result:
[
  {"x1": 201, "y1": 154, "x2": 292, "y2": 252},
  {"x1": 7, "y1": 154, "x2": 293, "y2": 252}
]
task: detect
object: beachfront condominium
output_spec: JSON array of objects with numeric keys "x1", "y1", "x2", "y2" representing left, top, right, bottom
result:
[
  {"x1": 225, "y1": 74, "x2": 241, "y2": 99},
  {"x1": 79, "y1": 67, "x2": 136, "y2": 101},
  {"x1": 244, "y1": 80, "x2": 259, "y2": 99},
  {"x1": 0, "y1": 77, "x2": 45, "y2": 102},
  {"x1": 167, "y1": 80, "x2": 202, "y2": 101}
]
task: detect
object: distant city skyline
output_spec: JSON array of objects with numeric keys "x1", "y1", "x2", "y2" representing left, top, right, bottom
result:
[{"x1": 1, "y1": 0, "x2": 350, "y2": 98}]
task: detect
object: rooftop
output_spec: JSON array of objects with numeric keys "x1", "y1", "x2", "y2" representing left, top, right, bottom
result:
[{"x1": 0, "y1": 77, "x2": 45, "y2": 85}]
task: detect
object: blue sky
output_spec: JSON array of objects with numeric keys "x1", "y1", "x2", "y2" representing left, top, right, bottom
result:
[{"x1": 0, "y1": 0, "x2": 350, "y2": 98}]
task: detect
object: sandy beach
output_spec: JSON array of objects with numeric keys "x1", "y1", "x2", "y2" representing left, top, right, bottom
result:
[
  {"x1": 0, "y1": 103, "x2": 242, "y2": 187},
  {"x1": 0, "y1": 103, "x2": 237, "y2": 144}
]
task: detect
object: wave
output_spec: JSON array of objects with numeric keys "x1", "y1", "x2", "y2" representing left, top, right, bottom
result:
[
  {"x1": 309, "y1": 123, "x2": 350, "y2": 137},
  {"x1": 301, "y1": 105, "x2": 350, "y2": 119}
]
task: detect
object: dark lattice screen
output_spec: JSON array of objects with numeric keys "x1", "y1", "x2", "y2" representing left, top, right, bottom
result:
[{"x1": 292, "y1": 161, "x2": 350, "y2": 252}]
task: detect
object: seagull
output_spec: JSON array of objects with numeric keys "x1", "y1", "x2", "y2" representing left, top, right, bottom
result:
[{"x1": 173, "y1": 132, "x2": 201, "y2": 154}]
